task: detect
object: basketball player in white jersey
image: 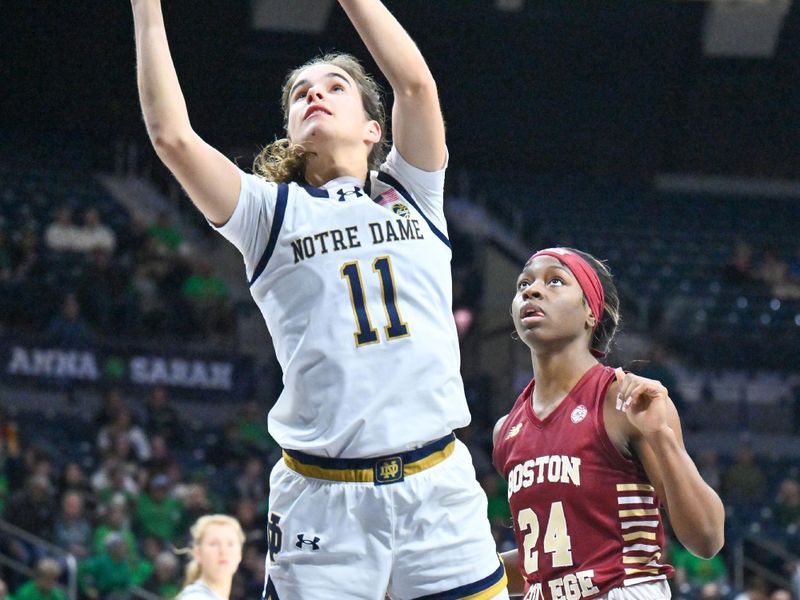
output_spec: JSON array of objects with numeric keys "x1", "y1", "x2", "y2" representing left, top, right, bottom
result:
[{"x1": 131, "y1": 1, "x2": 507, "y2": 598}]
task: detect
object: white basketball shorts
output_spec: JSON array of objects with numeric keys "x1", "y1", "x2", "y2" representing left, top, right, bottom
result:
[{"x1": 263, "y1": 435, "x2": 508, "y2": 600}]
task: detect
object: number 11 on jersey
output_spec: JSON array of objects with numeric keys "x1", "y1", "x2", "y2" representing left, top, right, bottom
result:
[{"x1": 341, "y1": 256, "x2": 410, "y2": 347}]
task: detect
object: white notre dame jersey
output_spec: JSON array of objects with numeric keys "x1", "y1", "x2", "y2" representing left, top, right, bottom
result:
[{"x1": 213, "y1": 148, "x2": 470, "y2": 457}]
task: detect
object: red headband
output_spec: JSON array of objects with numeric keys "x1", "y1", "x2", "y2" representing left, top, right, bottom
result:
[{"x1": 529, "y1": 248, "x2": 606, "y2": 358}]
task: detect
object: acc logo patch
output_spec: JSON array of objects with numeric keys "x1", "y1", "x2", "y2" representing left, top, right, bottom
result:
[
  {"x1": 570, "y1": 405, "x2": 588, "y2": 423},
  {"x1": 505, "y1": 422, "x2": 523, "y2": 439},
  {"x1": 391, "y1": 202, "x2": 410, "y2": 218}
]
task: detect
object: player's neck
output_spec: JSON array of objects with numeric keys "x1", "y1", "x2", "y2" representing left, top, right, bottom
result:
[
  {"x1": 530, "y1": 344, "x2": 597, "y2": 408},
  {"x1": 305, "y1": 150, "x2": 368, "y2": 188},
  {"x1": 200, "y1": 576, "x2": 231, "y2": 600}
]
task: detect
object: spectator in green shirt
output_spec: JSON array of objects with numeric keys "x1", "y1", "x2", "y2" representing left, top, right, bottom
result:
[
  {"x1": 480, "y1": 472, "x2": 511, "y2": 524},
  {"x1": 236, "y1": 401, "x2": 276, "y2": 457},
  {"x1": 181, "y1": 259, "x2": 232, "y2": 338},
  {"x1": 92, "y1": 501, "x2": 138, "y2": 557},
  {"x1": 134, "y1": 474, "x2": 184, "y2": 544},
  {"x1": 12, "y1": 559, "x2": 68, "y2": 600},
  {"x1": 147, "y1": 211, "x2": 185, "y2": 256},
  {"x1": 79, "y1": 533, "x2": 134, "y2": 600},
  {"x1": 181, "y1": 260, "x2": 228, "y2": 304}
]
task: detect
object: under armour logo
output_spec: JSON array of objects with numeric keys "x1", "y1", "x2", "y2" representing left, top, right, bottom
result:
[
  {"x1": 337, "y1": 186, "x2": 364, "y2": 202},
  {"x1": 267, "y1": 513, "x2": 283, "y2": 561},
  {"x1": 296, "y1": 534, "x2": 320, "y2": 550}
]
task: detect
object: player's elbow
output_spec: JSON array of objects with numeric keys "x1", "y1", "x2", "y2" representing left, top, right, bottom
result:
[
  {"x1": 148, "y1": 126, "x2": 186, "y2": 154},
  {"x1": 682, "y1": 523, "x2": 725, "y2": 559},
  {"x1": 147, "y1": 125, "x2": 193, "y2": 163},
  {"x1": 695, "y1": 540, "x2": 724, "y2": 560},
  {"x1": 692, "y1": 532, "x2": 725, "y2": 559},
  {"x1": 394, "y1": 73, "x2": 438, "y2": 100}
]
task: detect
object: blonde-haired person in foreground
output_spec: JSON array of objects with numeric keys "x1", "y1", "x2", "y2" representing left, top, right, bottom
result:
[{"x1": 177, "y1": 515, "x2": 244, "y2": 600}]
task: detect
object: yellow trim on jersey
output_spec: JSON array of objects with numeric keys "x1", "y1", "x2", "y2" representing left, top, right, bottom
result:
[
  {"x1": 618, "y1": 508, "x2": 660, "y2": 517},
  {"x1": 460, "y1": 563, "x2": 508, "y2": 600},
  {"x1": 624, "y1": 568, "x2": 661, "y2": 576},
  {"x1": 282, "y1": 439, "x2": 456, "y2": 483},
  {"x1": 623, "y1": 555, "x2": 652, "y2": 564},
  {"x1": 616, "y1": 483, "x2": 655, "y2": 492},
  {"x1": 623, "y1": 552, "x2": 662, "y2": 564},
  {"x1": 622, "y1": 531, "x2": 657, "y2": 541}
]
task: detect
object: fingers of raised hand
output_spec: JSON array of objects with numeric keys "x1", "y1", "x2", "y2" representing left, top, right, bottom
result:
[
  {"x1": 622, "y1": 384, "x2": 650, "y2": 411},
  {"x1": 614, "y1": 370, "x2": 665, "y2": 412},
  {"x1": 615, "y1": 368, "x2": 639, "y2": 411},
  {"x1": 614, "y1": 368, "x2": 627, "y2": 410},
  {"x1": 615, "y1": 368, "x2": 624, "y2": 410}
]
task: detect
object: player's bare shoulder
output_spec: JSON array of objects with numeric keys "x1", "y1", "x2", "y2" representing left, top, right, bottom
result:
[{"x1": 492, "y1": 414, "x2": 509, "y2": 446}]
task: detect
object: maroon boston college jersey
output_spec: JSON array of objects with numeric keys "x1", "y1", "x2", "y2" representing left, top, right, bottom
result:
[{"x1": 493, "y1": 364, "x2": 674, "y2": 600}]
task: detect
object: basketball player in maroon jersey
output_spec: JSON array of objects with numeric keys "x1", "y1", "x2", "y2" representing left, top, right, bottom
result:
[{"x1": 493, "y1": 248, "x2": 724, "y2": 600}]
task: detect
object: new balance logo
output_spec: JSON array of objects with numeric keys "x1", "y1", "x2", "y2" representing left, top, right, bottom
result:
[
  {"x1": 296, "y1": 534, "x2": 320, "y2": 550},
  {"x1": 506, "y1": 423, "x2": 523, "y2": 439}
]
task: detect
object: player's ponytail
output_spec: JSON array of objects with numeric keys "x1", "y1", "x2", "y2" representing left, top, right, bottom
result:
[
  {"x1": 570, "y1": 249, "x2": 621, "y2": 357},
  {"x1": 183, "y1": 557, "x2": 202, "y2": 589},
  {"x1": 253, "y1": 139, "x2": 308, "y2": 184}
]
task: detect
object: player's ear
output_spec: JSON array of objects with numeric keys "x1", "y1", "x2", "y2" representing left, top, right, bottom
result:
[
  {"x1": 364, "y1": 120, "x2": 381, "y2": 145},
  {"x1": 583, "y1": 298, "x2": 597, "y2": 329}
]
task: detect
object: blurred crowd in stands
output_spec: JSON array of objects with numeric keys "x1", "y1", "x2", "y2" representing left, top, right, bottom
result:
[
  {"x1": 724, "y1": 241, "x2": 800, "y2": 302},
  {"x1": 0, "y1": 387, "x2": 275, "y2": 600},
  {"x1": 0, "y1": 171, "x2": 235, "y2": 347}
]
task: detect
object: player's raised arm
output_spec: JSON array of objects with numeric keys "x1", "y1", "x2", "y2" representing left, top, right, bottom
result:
[
  {"x1": 337, "y1": 0, "x2": 446, "y2": 171},
  {"x1": 132, "y1": 0, "x2": 240, "y2": 226}
]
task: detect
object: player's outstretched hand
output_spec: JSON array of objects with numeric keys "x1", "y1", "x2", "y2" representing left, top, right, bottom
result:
[{"x1": 614, "y1": 367, "x2": 670, "y2": 437}]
